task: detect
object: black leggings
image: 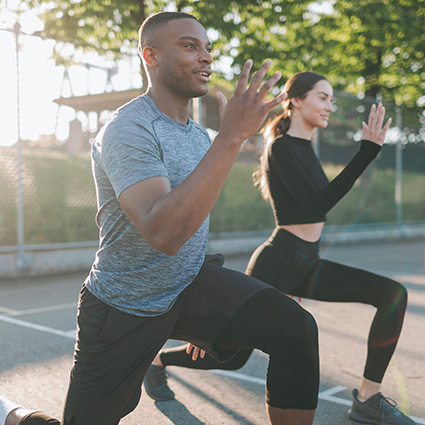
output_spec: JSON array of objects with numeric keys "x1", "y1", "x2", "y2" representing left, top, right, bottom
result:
[{"x1": 161, "y1": 228, "x2": 408, "y2": 384}]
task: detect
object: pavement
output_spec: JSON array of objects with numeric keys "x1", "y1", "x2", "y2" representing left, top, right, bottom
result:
[{"x1": 0, "y1": 238, "x2": 424, "y2": 424}]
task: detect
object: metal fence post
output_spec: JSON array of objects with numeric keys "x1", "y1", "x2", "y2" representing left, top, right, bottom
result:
[
  {"x1": 395, "y1": 105, "x2": 403, "y2": 230},
  {"x1": 13, "y1": 22, "x2": 30, "y2": 271}
]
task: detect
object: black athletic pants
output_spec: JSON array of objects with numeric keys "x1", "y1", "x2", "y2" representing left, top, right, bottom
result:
[
  {"x1": 161, "y1": 228, "x2": 408, "y2": 384},
  {"x1": 19, "y1": 253, "x2": 319, "y2": 424}
]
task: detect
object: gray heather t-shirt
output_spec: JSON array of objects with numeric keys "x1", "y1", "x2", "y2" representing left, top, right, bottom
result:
[{"x1": 85, "y1": 94, "x2": 211, "y2": 316}]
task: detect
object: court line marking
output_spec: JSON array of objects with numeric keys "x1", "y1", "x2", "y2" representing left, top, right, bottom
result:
[
  {"x1": 0, "y1": 303, "x2": 77, "y2": 317},
  {"x1": 307, "y1": 305, "x2": 416, "y2": 415},
  {"x1": 1, "y1": 314, "x2": 424, "y2": 424},
  {"x1": 0, "y1": 282, "x2": 78, "y2": 296},
  {"x1": 0, "y1": 314, "x2": 76, "y2": 339}
]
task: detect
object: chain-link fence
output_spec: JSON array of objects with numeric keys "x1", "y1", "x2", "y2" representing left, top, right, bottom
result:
[
  {"x1": 0, "y1": 146, "x2": 98, "y2": 249},
  {"x1": 1, "y1": 89, "x2": 425, "y2": 270}
]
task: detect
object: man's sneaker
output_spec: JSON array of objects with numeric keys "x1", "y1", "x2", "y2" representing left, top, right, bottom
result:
[
  {"x1": 348, "y1": 389, "x2": 416, "y2": 424},
  {"x1": 143, "y1": 364, "x2": 175, "y2": 401}
]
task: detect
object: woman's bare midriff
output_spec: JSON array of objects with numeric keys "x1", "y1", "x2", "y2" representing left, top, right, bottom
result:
[{"x1": 279, "y1": 222, "x2": 325, "y2": 243}]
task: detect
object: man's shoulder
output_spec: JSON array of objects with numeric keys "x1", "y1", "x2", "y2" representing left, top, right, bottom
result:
[
  {"x1": 101, "y1": 95, "x2": 158, "y2": 142},
  {"x1": 111, "y1": 94, "x2": 158, "y2": 128}
]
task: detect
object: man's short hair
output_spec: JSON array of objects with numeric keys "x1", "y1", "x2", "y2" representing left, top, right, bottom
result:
[{"x1": 139, "y1": 11, "x2": 199, "y2": 50}]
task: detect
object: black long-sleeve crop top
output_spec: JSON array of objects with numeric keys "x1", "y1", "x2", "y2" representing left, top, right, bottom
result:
[{"x1": 266, "y1": 133, "x2": 381, "y2": 225}]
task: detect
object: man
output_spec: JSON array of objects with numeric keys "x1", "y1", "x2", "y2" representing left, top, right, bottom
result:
[{"x1": 1, "y1": 12, "x2": 319, "y2": 425}]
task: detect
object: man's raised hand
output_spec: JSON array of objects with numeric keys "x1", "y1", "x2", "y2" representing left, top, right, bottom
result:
[{"x1": 216, "y1": 59, "x2": 287, "y2": 145}]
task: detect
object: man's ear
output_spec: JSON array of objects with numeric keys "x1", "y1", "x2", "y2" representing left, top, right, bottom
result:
[{"x1": 142, "y1": 46, "x2": 158, "y2": 68}]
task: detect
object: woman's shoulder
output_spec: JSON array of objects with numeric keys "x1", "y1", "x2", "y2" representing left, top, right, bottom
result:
[
  {"x1": 269, "y1": 133, "x2": 300, "y2": 153},
  {"x1": 267, "y1": 135, "x2": 298, "y2": 166}
]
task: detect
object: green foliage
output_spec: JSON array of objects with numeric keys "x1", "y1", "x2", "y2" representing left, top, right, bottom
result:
[
  {"x1": 14, "y1": 0, "x2": 425, "y2": 111},
  {"x1": 0, "y1": 149, "x2": 98, "y2": 246},
  {"x1": 326, "y1": 162, "x2": 425, "y2": 225},
  {"x1": 210, "y1": 162, "x2": 275, "y2": 234},
  {"x1": 0, "y1": 154, "x2": 18, "y2": 246},
  {"x1": 21, "y1": 151, "x2": 98, "y2": 244},
  {"x1": 314, "y1": 0, "x2": 425, "y2": 106}
]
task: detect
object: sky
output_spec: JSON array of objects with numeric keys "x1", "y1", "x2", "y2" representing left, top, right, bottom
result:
[{"x1": 0, "y1": 6, "x2": 143, "y2": 147}]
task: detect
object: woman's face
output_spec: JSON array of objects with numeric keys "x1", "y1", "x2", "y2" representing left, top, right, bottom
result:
[{"x1": 294, "y1": 79, "x2": 334, "y2": 130}]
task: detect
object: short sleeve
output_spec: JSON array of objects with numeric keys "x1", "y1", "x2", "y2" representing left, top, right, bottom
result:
[{"x1": 99, "y1": 123, "x2": 169, "y2": 198}]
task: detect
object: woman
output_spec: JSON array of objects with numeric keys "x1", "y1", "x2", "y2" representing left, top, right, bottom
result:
[{"x1": 145, "y1": 72, "x2": 413, "y2": 425}]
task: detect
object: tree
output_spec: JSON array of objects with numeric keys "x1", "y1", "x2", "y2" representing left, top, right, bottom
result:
[
  {"x1": 314, "y1": 0, "x2": 425, "y2": 107},
  {"x1": 8, "y1": 0, "x2": 425, "y2": 109},
  {"x1": 183, "y1": 0, "x2": 425, "y2": 108}
]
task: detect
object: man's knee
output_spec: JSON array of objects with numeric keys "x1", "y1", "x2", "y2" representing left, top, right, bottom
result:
[
  {"x1": 287, "y1": 308, "x2": 317, "y2": 353},
  {"x1": 21, "y1": 412, "x2": 60, "y2": 425}
]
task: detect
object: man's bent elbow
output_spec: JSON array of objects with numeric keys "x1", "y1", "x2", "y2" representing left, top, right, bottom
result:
[{"x1": 148, "y1": 235, "x2": 182, "y2": 257}]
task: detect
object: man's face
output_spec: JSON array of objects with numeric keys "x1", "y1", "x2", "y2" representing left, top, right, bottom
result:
[{"x1": 153, "y1": 19, "x2": 213, "y2": 99}]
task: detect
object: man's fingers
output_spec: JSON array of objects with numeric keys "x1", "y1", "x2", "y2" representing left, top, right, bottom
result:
[
  {"x1": 216, "y1": 91, "x2": 228, "y2": 113},
  {"x1": 234, "y1": 59, "x2": 253, "y2": 95},
  {"x1": 248, "y1": 59, "x2": 273, "y2": 93},
  {"x1": 258, "y1": 71, "x2": 282, "y2": 99},
  {"x1": 265, "y1": 90, "x2": 288, "y2": 110}
]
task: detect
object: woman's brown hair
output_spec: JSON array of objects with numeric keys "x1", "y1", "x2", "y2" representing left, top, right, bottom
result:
[{"x1": 253, "y1": 71, "x2": 328, "y2": 200}]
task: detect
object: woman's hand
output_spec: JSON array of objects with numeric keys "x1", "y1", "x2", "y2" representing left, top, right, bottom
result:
[
  {"x1": 361, "y1": 103, "x2": 392, "y2": 146},
  {"x1": 186, "y1": 343, "x2": 206, "y2": 361}
]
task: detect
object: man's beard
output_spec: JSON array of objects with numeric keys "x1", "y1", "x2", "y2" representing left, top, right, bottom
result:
[{"x1": 162, "y1": 65, "x2": 208, "y2": 99}]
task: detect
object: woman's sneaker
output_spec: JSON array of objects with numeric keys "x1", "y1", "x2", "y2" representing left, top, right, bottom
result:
[
  {"x1": 143, "y1": 364, "x2": 175, "y2": 401},
  {"x1": 348, "y1": 389, "x2": 416, "y2": 424}
]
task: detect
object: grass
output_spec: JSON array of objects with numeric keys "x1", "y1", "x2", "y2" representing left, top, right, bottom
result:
[
  {"x1": 211, "y1": 161, "x2": 425, "y2": 233},
  {"x1": 1, "y1": 148, "x2": 424, "y2": 247}
]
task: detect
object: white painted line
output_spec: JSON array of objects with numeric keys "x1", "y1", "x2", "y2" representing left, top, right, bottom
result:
[
  {"x1": 2, "y1": 314, "x2": 424, "y2": 424},
  {"x1": 63, "y1": 329, "x2": 77, "y2": 338},
  {"x1": 318, "y1": 385, "x2": 351, "y2": 406},
  {"x1": 211, "y1": 370, "x2": 352, "y2": 405},
  {"x1": 6, "y1": 303, "x2": 77, "y2": 317},
  {"x1": 0, "y1": 282, "x2": 77, "y2": 296},
  {"x1": 212, "y1": 369, "x2": 266, "y2": 385},
  {"x1": 0, "y1": 314, "x2": 75, "y2": 340},
  {"x1": 0, "y1": 306, "x2": 17, "y2": 315}
]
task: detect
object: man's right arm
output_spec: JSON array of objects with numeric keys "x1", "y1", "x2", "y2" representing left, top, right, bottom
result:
[{"x1": 119, "y1": 60, "x2": 286, "y2": 256}]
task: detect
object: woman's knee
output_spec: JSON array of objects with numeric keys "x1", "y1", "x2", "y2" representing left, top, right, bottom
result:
[{"x1": 379, "y1": 279, "x2": 408, "y2": 312}]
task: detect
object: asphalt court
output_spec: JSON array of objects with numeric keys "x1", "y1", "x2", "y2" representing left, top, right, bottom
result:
[{"x1": 0, "y1": 238, "x2": 424, "y2": 424}]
